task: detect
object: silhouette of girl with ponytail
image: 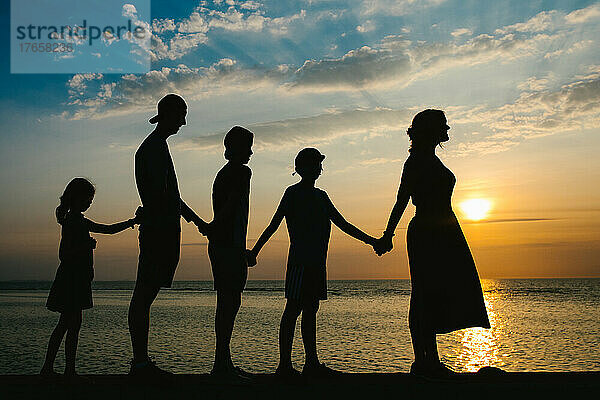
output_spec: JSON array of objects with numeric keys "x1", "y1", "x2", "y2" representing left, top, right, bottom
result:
[{"x1": 41, "y1": 177, "x2": 139, "y2": 377}]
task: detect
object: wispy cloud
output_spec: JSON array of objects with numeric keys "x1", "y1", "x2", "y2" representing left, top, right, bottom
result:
[
  {"x1": 462, "y1": 217, "x2": 557, "y2": 224},
  {"x1": 451, "y1": 28, "x2": 472, "y2": 37},
  {"x1": 356, "y1": 20, "x2": 375, "y2": 33},
  {"x1": 359, "y1": 157, "x2": 403, "y2": 166},
  {"x1": 63, "y1": 60, "x2": 285, "y2": 120},
  {"x1": 451, "y1": 66, "x2": 600, "y2": 155},
  {"x1": 185, "y1": 108, "x2": 413, "y2": 151},
  {"x1": 148, "y1": 3, "x2": 307, "y2": 61},
  {"x1": 564, "y1": 3, "x2": 600, "y2": 24},
  {"x1": 289, "y1": 45, "x2": 411, "y2": 91},
  {"x1": 359, "y1": 0, "x2": 447, "y2": 16}
]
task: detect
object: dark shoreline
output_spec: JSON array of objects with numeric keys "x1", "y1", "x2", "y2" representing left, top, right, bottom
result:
[{"x1": 2, "y1": 372, "x2": 599, "y2": 399}]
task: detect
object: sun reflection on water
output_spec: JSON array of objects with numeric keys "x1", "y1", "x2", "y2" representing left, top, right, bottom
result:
[{"x1": 451, "y1": 282, "x2": 501, "y2": 372}]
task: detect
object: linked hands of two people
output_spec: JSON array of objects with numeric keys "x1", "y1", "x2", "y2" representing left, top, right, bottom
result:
[
  {"x1": 131, "y1": 206, "x2": 214, "y2": 237},
  {"x1": 194, "y1": 218, "x2": 213, "y2": 238},
  {"x1": 373, "y1": 232, "x2": 394, "y2": 256},
  {"x1": 133, "y1": 206, "x2": 394, "y2": 262},
  {"x1": 243, "y1": 232, "x2": 395, "y2": 270}
]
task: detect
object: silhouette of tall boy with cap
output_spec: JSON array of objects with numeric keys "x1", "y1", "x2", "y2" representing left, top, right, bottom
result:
[{"x1": 129, "y1": 94, "x2": 209, "y2": 376}]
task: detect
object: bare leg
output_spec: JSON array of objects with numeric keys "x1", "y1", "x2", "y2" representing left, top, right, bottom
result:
[
  {"x1": 41, "y1": 313, "x2": 68, "y2": 373},
  {"x1": 278, "y1": 300, "x2": 302, "y2": 370},
  {"x1": 409, "y1": 296, "x2": 441, "y2": 374},
  {"x1": 64, "y1": 311, "x2": 82, "y2": 375},
  {"x1": 424, "y1": 331, "x2": 439, "y2": 365},
  {"x1": 128, "y1": 281, "x2": 160, "y2": 363},
  {"x1": 408, "y1": 299, "x2": 426, "y2": 364},
  {"x1": 301, "y1": 300, "x2": 320, "y2": 367},
  {"x1": 214, "y1": 290, "x2": 241, "y2": 370}
]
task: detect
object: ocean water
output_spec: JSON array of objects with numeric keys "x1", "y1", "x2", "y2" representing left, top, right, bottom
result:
[{"x1": 0, "y1": 279, "x2": 598, "y2": 375}]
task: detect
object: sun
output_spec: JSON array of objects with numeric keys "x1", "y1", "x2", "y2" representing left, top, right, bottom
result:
[{"x1": 459, "y1": 199, "x2": 492, "y2": 221}]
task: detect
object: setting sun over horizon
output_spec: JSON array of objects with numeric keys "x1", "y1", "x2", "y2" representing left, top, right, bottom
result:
[{"x1": 459, "y1": 199, "x2": 493, "y2": 221}]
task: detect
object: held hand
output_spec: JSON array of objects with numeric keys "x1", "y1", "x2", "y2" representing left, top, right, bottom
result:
[
  {"x1": 133, "y1": 206, "x2": 144, "y2": 225},
  {"x1": 204, "y1": 221, "x2": 214, "y2": 239},
  {"x1": 373, "y1": 234, "x2": 393, "y2": 256},
  {"x1": 245, "y1": 249, "x2": 257, "y2": 268},
  {"x1": 195, "y1": 219, "x2": 212, "y2": 238}
]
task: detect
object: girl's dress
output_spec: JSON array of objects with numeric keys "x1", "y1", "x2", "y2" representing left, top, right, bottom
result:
[
  {"x1": 404, "y1": 152, "x2": 490, "y2": 334},
  {"x1": 46, "y1": 212, "x2": 95, "y2": 312}
]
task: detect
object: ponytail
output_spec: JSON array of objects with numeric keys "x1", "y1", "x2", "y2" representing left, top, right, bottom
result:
[
  {"x1": 56, "y1": 177, "x2": 95, "y2": 225},
  {"x1": 56, "y1": 195, "x2": 69, "y2": 225}
]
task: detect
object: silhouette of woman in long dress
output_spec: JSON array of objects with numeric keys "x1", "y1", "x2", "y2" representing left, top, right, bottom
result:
[{"x1": 375, "y1": 109, "x2": 490, "y2": 376}]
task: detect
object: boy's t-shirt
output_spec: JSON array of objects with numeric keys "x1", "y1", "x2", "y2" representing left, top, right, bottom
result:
[
  {"x1": 210, "y1": 162, "x2": 251, "y2": 248},
  {"x1": 135, "y1": 133, "x2": 182, "y2": 228},
  {"x1": 278, "y1": 183, "x2": 334, "y2": 269}
]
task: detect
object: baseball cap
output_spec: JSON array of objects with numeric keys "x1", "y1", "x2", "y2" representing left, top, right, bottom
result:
[
  {"x1": 294, "y1": 147, "x2": 325, "y2": 171},
  {"x1": 149, "y1": 94, "x2": 187, "y2": 124}
]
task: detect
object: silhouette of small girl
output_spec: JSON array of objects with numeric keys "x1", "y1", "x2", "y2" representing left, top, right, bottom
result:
[
  {"x1": 247, "y1": 148, "x2": 378, "y2": 378},
  {"x1": 41, "y1": 177, "x2": 139, "y2": 377}
]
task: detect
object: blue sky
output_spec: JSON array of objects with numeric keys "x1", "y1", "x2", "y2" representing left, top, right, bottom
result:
[{"x1": 1, "y1": 0, "x2": 599, "y2": 280}]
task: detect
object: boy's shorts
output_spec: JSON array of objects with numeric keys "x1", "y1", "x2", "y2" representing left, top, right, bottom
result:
[
  {"x1": 208, "y1": 244, "x2": 248, "y2": 293},
  {"x1": 136, "y1": 226, "x2": 181, "y2": 288}
]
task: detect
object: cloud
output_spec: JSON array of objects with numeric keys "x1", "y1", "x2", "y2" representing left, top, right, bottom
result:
[
  {"x1": 67, "y1": 73, "x2": 104, "y2": 96},
  {"x1": 152, "y1": 33, "x2": 209, "y2": 61},
  {"x1": 452, "y1": 139, "x2": 521, "y2": 156},
  {"x1": 286, "y1": 4, "x2": 599, "y2": 92},
  {"x1": 565, "y1": 3, "x2": 600, "y2": 24},
  {"x1": 495, "y1": 10, "x2": 561, "y2": 34},
  {"x1": 517, "y1": 75, "x2": 552, "y2": 91},
  {"x1": 141, "y1": 0, "x2": 452, "y2": 64},
  {"x1": 64, "y1": 60, "x2": 283, "y2": 120},
  {"x1": 185, "y1": 108, "x2": 413, "y2": 151},
  {"x1": 360, "y1": 0, "x2": 447, "y2": 16},
  {"x1": 64, "y1": 4, "x2": 599, "y2": 123},
  {"x1": 240, "y1": 1, "x2": 262, "y2": 11},
  {"x1": 150, "y1": 12, "x2": 209, "y2": 61},
  {"x1": 356, "y1": 20, "x2": 375, "y2": 33},
  {"x1": 206, "y1": 7, "x2": 306, "y2": 34},
  {"x1": 451, "y1": 28, "x2": 472, "y2": 37},
  {"x1": 450, "y1": 69, "x2": 600, "y2": 155},
  {"x1": 152, "y1": 18, "x2": 176, "y2": 33},
  {"x1": 462, "y1": 218, "x2": 556, "y2": 224},
  {"x1": 148, "y1": 4, "x2": 307, "y2": 61},
  {"x1": 290, "y1": 46, "x2": 411, "y2": 90},
  {"x1": 544, "y1": 39, "x2": 593, "y2": 60},
  {"x1": 359, "y1": 157, "x2": 403, "y2": 166},
  {"x1": 63, "y1": 63, "x2": 600, "y2": 159},
  {"x1": 177, "y1": 12, "x2": 210, "y2": 33},
  {"x1": 288, "y1": 25, "x2": 561, "y2": 91}
]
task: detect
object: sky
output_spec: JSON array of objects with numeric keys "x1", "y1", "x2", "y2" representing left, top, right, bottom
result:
[{"x1": 1, "y1": 0, "x2": 599, "y2": 281}]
